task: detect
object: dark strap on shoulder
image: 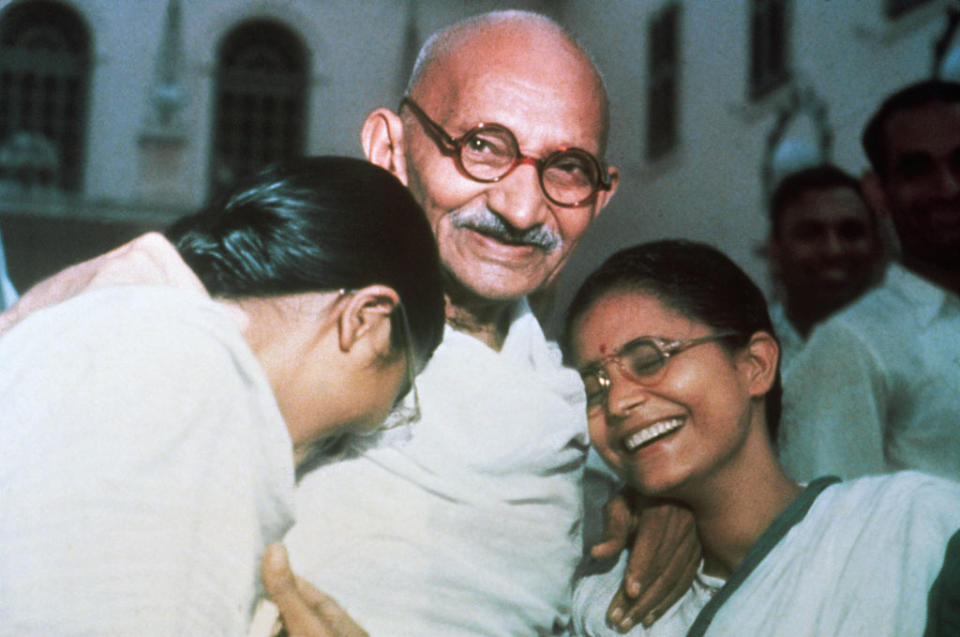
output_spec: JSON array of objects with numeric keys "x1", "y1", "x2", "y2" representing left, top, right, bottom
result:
[{"x1": 685, "y1": 476, "x2": 841, "y2": 637}]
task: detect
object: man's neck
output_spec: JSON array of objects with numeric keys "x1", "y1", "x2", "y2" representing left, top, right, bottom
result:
[
  {"x1": 901, "y1": 256, "x2": 960, "y2": 298},
  {"x1": 444, "y1": 295, "x2": 515, "y2": 351},
  {"x1": 784, "y1": 305, "x2": 821, "y2": 339},
  {"x1": 786, "y1": 298, "x2": 859, "y2": 339}
]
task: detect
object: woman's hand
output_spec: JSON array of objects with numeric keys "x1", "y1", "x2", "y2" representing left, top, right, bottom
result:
[
  {"x1": 257, "y1": 543, "x2": 369, "y2": 637},
  {"x1": 591, "y1": 491, "x2": 700, "y2": 632}
]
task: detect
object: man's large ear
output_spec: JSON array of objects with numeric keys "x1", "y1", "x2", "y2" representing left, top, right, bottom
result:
[
  {"x1": 860, "y1": 170, "x2": 901, "y2": 258},
  {"x1": 337, "y1": 284, "x2": 401, "y2": 354},
  {"x1": 860, "y1": 170, "x2": 890, "y2": 218},
  {"x1": 361, "y1": 108, "x2": 409, "y2": 186},
  {"x1": 592, "y1": 165, "x2": 621, "y2": 218},
  {"x1": 738, "y1": 331, "x2": 779, "y2": 398}
]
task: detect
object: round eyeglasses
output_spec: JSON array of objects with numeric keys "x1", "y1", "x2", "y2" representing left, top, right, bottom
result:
[
  {"x1": 578, "y1": 331, "x2": 738, "y2": 412},
  {"x1": 400, "y1": 96, "x2": 611, "y2": 208}
]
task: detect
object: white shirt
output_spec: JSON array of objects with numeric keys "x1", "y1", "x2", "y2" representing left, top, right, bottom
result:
[
  {"x1": 571, "y1": 472, "x2": 960, "y2": 636},
  {"x1": 767, "y1": 301, "x2": 804, "y2": 377},
  {"x1": 778, "y1": 263, "x2": 960, "y2": 482},
  {"x1": 286, "y1": 301, "x2": 589, "y2": 636},
  {"x1": 0, "y1": 286, "x2": 296, "y2": 636}
]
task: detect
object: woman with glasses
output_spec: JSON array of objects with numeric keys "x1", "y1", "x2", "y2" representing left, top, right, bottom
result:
[
  {"x1": 0, "y1": 157, "x2": 444, "y2": 635},
  {"x1": 564, "y1": 239, "x2": 960, "y2": 636}
]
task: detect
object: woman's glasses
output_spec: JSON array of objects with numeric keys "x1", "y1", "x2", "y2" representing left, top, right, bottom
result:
[
  {"x1": 380, "y1": 302, "x2": 422, "y2": 430},
  {"x1": 578, "y1": 331, "x2": 738, "y2": 411}
]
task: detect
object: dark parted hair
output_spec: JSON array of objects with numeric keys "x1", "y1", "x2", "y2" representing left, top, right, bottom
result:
[
  {"x1": 563, "y1": 239, "x2": 782, "y2": 440},
  {"x1": 862, "y1": 79, "x2": 960, "y2": 176},
  {"x1": 769, "y1": 164, "x2": 873, "y2": 239},
  {"x1": 165, "y1": 156, "x2": 445, "y2": 371}
]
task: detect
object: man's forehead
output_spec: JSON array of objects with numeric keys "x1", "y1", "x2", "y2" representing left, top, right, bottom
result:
[
  {"x1": 787, "y1": 186, "x2": 866, "y2": 214},
  {"x1": 414, "y1": 25, "x2": 607, "y2": 152},
  {"x1": 419, "y1": 70, "x2": 606, "y2": 154},
  {"x1": 779, "y1": 187, "x2": 873, "y2": 235},
  {"x1": 885, "y1": 102, "x2": 960, "y2": 157}
]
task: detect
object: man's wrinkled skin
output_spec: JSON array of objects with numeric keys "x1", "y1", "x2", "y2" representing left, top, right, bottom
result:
[{"x1": 591, "y1": 491, "x2": 700, "y2": 632}]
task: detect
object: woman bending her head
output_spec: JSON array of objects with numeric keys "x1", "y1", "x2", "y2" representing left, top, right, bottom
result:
[
  {"x1": 0, "y1": 157, "x2": 444, "y2": 635},
  {"x1": 564, "y1": 239, "x2": 960, "y2": 636}
]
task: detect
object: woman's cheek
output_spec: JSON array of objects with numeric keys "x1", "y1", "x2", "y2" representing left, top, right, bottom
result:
[{"x1": 588, "y1": 414, "x2": 623, "y2": 473}]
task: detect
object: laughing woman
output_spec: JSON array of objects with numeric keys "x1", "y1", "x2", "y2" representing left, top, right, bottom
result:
[
  {"x1": 565, "y1": 240, "x2": 960, "y2": 637},
  {"x1": 0, "y1": 157, "x2": 444, "y2": 635}
]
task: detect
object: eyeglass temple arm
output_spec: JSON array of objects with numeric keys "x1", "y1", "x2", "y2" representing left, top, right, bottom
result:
[{"x1": 398, "y1": 97, "x2": 458, "y2": 152}]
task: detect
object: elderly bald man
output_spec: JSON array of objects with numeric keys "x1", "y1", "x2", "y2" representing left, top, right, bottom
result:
[{"x1": 284, "y1": 11, "x2": 695, "y2": 635}]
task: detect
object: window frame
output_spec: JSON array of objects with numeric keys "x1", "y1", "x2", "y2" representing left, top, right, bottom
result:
[
  {"x1": 646, "y1": 2, "x2": 682, "y2": 160},
  {"x1": 748, "y1": 0, "x2": 791, "y2": 101},
  {"x1": 0, "y1": 0, "x2": 91, "y2": 192},
  {"x1": 208, "y1": 19, "x2": 309, "y2": 198}
]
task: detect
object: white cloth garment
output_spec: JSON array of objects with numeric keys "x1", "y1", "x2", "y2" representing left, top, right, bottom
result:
[
  {"x1": 571, "y1": 472, "x2": 960, "y2": 636},
  {"x1": 767, "y1": 301, "x2": 804, "y2": 377},
  {"x1": 0, "y1": 286, "x2": 296, "y2": 636},
  {"x1": 286, "y1": 301, "x2": 590, "y2": 636},
  {"x1": 778, "y1": 263, "x2": 960, "y2": 482}
]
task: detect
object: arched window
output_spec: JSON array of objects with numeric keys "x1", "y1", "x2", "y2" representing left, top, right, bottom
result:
[
  {"x1": 210, "y1": 20, "x2": 308, "y2": 197},
  {"x1": 0, "y1": 0, "x2": 90, "y2": 192}
]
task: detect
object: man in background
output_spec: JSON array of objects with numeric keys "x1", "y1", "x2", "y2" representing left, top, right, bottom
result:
[
  {"x1": 766, "y1": 164, "x2": 885, "y2": 373},
  {"x1": 779, "y1": 80, "x2": 960, "y2": 482}
]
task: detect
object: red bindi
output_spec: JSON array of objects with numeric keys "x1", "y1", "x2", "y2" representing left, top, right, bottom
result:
[{"x1": 598, "y1": 343, "x2": 607, "y2": 354}]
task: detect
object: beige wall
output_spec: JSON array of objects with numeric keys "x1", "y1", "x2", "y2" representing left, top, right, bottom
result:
[{"x1": 0, "y1": 0, "x2": 948, "y2": 310}]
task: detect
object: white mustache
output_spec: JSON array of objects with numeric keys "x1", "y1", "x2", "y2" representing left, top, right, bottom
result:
[{"x1": 450, "y1": 204, "x2": 561, "y2": 253}]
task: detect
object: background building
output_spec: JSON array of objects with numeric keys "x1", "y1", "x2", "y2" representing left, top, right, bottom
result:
[{"x1": 0, "y1": 0, "x2": 953, "y2": 330}]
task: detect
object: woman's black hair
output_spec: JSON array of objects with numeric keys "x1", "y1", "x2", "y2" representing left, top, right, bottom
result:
[
  {"x1": 165, "y1": 156, "x2": 445, "y2": 373},
  {"x1": 563, "y1": 239, "x2": 782, "y2": 441}
]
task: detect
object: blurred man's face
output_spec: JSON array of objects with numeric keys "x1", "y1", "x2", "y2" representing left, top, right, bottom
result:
[
  {"x1": 402, "y1": 30, "x2": 618, "y2": 303},
  {"x1": 881, "y1": 101, "x2": 960, "y2": 269},
  {"x1": 773, "y1": 185, "x2": 881, "y2": 317}
]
